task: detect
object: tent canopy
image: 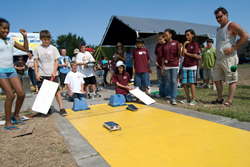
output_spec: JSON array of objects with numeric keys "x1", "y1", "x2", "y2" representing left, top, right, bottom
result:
[{"x1": 101, "y1": 15, "x2": 218, "y2": 46}]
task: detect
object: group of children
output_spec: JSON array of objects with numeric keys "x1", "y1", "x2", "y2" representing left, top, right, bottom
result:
[{"x1": 0, "y1": 17, "x2": 214, "y2": 131}]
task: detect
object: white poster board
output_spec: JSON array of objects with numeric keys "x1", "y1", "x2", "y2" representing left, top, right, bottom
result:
[
  {"x1": 129, "y1": 88, "x2": 155, "y2": 105},
  {"x1": 32, "y1": 79, "x2": 58, "y2": 114}
]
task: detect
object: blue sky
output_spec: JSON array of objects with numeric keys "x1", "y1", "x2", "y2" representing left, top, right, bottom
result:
[{"x1": 2, "y1": 0, "x2": 250, "y2": 46}]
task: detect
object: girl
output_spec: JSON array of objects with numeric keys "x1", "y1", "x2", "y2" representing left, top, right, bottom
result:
[
  {"x1": 0, "y1": 18, "x2": 28, "y2": 130},
  {"x1": 180, "y1": 29, "x2": 199, "y2": 106},
  {"x1": 114, "y1": 42, "x2": 126, "y2": 63},
  {"x1": 161, "y1": 29, "x2": 182, "y2": 105},
  {"x1": 26, "y1": 50, "x2": 38, "y2": 93},
  {"x1": 112, "y1": 61, "x2": 132, "y2": 102}
]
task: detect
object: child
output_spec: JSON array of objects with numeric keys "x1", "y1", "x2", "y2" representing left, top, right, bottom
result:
[
  {"x1": 180, "y1": 29, "x2": 199, "y2": 106},
  {"x1": 0, "y1": 18, "x2": 28, "y2": 130},
  {"x1": 34, "y1": 30, "x2": 67, "y2": 116},
  {"x1": 58, "y1": 48, "x2": 71, "y2": 97},
  {"x1": 201, "y1": 39, "x2": 216, "y2": 89},
  {"x1": 64, "y1": 61, "x2": 85, "y2": 101},
  {"x1": 161, "y1": 29, "x2": 182, "y2": 105},
  {"x1": 154, "y1": 32, "x2": 169, "y2": 98},
  {"x1": 76, "y1": 44, "x2": 100, "y2": 99},
  {"x1": 112, "y1": 61, "x2": 132, "y2": 102},
  {"x1": 100, "y1": 56, "x2": 109, "y2": 85},
  {"x1": 131, "y1": 37, "x2": 151, "y2": 95}
]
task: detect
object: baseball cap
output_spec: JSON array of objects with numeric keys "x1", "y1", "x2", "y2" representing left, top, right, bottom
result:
[
  {"x1": 116, "y1": 61, "x2": 125, "y2": 67},
  {"x1": 73, "y1": 48, "x2": 79, "y2": 54},
  {"x1": 87, "y1": 48, "x2": 95, "y2": 52}
]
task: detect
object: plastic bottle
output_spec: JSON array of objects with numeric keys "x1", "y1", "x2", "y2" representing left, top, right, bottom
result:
[{"x1": 91, "y1": 94, "x2": 95, "y2": 105}]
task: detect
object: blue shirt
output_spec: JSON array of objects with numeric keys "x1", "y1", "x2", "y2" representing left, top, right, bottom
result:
[
  {"x1": 59, "y1": 56, "x2": 71, "y2": 74},
  {"x1": 126, "y1": 52, "x2": 132, "y2": 67}
]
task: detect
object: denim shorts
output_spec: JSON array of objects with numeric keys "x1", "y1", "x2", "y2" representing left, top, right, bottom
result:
[
  {"x1": 0, "y1": 72, "x2": 18, "y2": 79},
  {"x1": 134, "y1": 73, "x2": 150, "y2": 87}
]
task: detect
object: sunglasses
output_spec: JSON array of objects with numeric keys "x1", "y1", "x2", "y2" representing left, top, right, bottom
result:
[{"x1": 216, "y1": 15, "x2": 223, "y2": 19}]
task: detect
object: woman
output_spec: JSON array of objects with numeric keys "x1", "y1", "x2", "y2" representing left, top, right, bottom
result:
[
  {"x1": 161, "y1": 28, "x2": 182, "y2": 105},
  {"x1": 26, "y1": 50, "x2": 38, "y2": 93},
  {"x1": 114, "y1": 42, "x2": 126, "y2": 63}
]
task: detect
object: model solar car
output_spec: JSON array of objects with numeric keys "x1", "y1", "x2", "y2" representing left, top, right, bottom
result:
[{"x1": 103, "y1": 121, "x2": 121, "y2": 132}]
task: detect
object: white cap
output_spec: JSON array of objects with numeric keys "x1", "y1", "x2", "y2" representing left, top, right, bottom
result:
[{"x1": 116, "y1": 61, "x2": 125, "y2": 67}]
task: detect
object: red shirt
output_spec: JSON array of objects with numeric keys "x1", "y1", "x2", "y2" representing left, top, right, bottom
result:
[
  {"x1": 154, "y1": 43, "x2": 163, "y2": 69},
  {"x1": 162, "y1": 40, "x2": 179, "y2": 67},
  {"x1": 112, "y1": 72, "x2": 131, "y2": 95},
  {"x1": 131, "y1": 47, "x2": 150, "y2": 73},
  {"x1": 183, "y1": 41, "x2": 199, "y2": 67}
]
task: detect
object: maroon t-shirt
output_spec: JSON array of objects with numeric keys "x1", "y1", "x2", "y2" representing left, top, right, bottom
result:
[
  {"x1": 131, "y1": 47, "x2": 150, "y2": 73},
  {"x1": 162, "y1": 40, "x2": 179, "y2": 67},
  {"x1": 154, "y1": 43, "x2": 163, "y2": 69},
  {"x1": 183, "y1": 41, "x2": 199, "y2": 67},
  {"x1": 112, "y1": 72, "x2": 131, "y2": 95}
]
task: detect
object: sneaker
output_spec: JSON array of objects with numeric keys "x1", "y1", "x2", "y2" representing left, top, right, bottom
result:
[
  {"x1": 180, "y1": 99, "x2": 190, "y2": 104},
  {"x1": 202, "y1": 84, "x2": 209, "y2": 88},
  {"x1": 166, "y1": 100, "x2": 171, "y2": 104},
  {"x1": 60, "y1": 108, "x2": 67, "y2": 116},
  {"x1": 189, "y1": 100, "x2": 197, "y2": 106},
  {"x1": 87, "y1": 93, "x2": 91, "y2": 99},
  {"x1": 156, "y1": 94, "x2": 162, "y2": 98},
  {"x1": 213, "y1": 85, "x2": 216, "y2": 90},
  {"x1": 93, "y1": 92, "x2": 101, "y2": 97},
  {"x1": 172, "y1": 100, "x2": 177, "y2": 105},
  {"x1": 202, "y1": 83, "x2": 206, "y2": 87},
  {"x1": 166, "y1": 96, "x2": 171, "y2": 99}
]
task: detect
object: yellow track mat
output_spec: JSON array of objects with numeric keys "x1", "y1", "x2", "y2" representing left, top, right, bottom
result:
[{"x1": 66, "y1": 103, "x2": 250, "y2": 167}]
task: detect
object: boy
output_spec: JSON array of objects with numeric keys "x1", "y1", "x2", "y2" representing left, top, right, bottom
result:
[
  {"x1": 58, "y1": 48, "x2": 71, "y2": 97},
  {"x1": 201, "y1": 39, "x2": 216, "y2": 89},
  {"x1": 154, "y1": 32, "x2": 170, "y2": 98},
  {"x1": 64, "y1": 61, "x2": 85, "y2": 101},
  {"x1": 131, "y1": 37, "x2": 151, "y2": 95},
  {"x1": 34, "y1": 30, "x2": 67, "y2": 116},
  {"x1": 76, "y1": 43, "x2": 100, "y2": 98}
]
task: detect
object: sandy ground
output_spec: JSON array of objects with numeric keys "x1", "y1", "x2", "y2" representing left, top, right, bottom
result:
[{"x1": 0, "y1": 110, "x2": 78, "y2": 167}]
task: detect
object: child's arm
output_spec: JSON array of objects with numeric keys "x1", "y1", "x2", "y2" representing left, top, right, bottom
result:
[
  {"x1": 52, "y1": 59, "x2": 59, "y2": 78},
  {"x1": 183, "y1": 41, "x2": 197, "y2": 58},
  {"x1": 80, "y1": 83, "x2": 85, "y2": 94},
  {"x1": 14, "y1": 29, "x2": 28, "y2": 52},
  {"x1": 161, "y1": 56, "x2": 165, "y2": 75},
  {"x1": 148, "y1": 59, "x2": 152, "y2": 73},
  {"x1": 116, "y1": 82, "x2": 132, "y2": 90},
  {"x1": 155, "y1": 54, "x2": 159, "y2": 67},
  {"x1": 132, "y1": 59, "x2": 135, "y2": 75},
  {"x1": 34, "y1": 59, "x2": 41, "y2": 81},
  {"x1": 67, "y1": 84, "x2": 74, "y2": 97}
]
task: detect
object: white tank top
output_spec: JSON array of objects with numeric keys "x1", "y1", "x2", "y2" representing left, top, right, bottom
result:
[{"x1": 216, "y1": 21, "x2": 237, "y2": 60}]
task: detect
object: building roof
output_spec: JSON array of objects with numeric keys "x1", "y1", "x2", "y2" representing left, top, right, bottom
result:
[{"x1": 101, "y1": 15, "x2": 218, "y2": 46}]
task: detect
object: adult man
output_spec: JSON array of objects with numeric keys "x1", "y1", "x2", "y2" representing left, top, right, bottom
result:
[
  {"x1": 213, "y1": 7, "x2": 249, "y2": 106},
  {"x1": 14, "y1": 55, "x2": 26, "y2": 84},
  {"x1": 58, "y1": 48, "x2": 71, "y2": 97}
]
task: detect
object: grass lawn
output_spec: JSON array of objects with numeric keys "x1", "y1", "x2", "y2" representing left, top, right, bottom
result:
[{"x1": 153, "y1": 63, "x2": 250, "y2": 122}]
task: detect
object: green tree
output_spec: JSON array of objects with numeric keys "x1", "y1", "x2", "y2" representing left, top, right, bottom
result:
[{"x1": 56, "y1": 33, "x2": 86, "y2": 57}]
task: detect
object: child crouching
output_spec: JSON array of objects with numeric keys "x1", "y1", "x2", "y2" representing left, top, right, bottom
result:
[
  {"x1": 64, "y1": 61, "x2": 85, "y2": 101},
  {"x1": 112, "y1": 61, "x2": 133, "y2": 102}
]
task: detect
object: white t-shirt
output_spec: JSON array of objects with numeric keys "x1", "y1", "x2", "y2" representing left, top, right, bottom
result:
[
  {"x1": 26, "y1": 57, "x2": 34, "y2": 69},
  {"x1": 34, "y1": 44, "x2": 60, "y2": 76},
  {"x1": 64, "y1": 71, "x2": 85, "y2": 93},
  {"x1": 0, "y1": 37, "x2": 16, "y2": 73},
  {"x1": 76, "y1": 51, "x2": 95, "y2": 78}
]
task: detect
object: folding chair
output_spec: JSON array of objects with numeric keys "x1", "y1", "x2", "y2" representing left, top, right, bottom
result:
[{"x1": 96, "y1": 70, "x2": 107, "y2": 92}]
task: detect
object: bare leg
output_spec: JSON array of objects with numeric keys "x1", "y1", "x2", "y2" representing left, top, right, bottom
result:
[
  {"x1": 227, "y1": 82, "x2": 236, "y2": 103},
  {"x1": 183, "y1": 83, "x2": 190, "y2": 101},
  {"x1": 62, "y1": 85, "x2": 66, "y2": 93},
  {"x1": 145, "y1": 87, "x2": 149, "y2": 95},
  {"x1": 91, "y1": 84, "x2": 96, "y2": 93},
  {"x1": 215, "y1": 80, "x2": 223, "y2": 100},
  {"x1": 190, "y1": 83, "x2": 196, "y2": 101},
  {"x1": 85, "y1": 84, "x2": 90, "y2": 94},
  {"x1": 204, "y1": 79, "x2": 209, "y2": 85},
  {"x1": 9, "y1": 77, "x2": 25, "y2": 122},
  {"x1": 55, "y1": 91, "x2": 63, "y2": 109},
  {"x1": 0, "y1": 78, "x2": 16, "y2": 129}
]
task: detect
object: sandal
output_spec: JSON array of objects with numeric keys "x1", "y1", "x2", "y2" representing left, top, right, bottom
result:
[
  {"x1": 11, "y1": 117, "x2": 25, "y2": 125},
  {"x1": 222, "y1": 101, "x2": 232, "y2": 107},
  {"x1": 211, "y1": 98, "x2": 224, "y2": 104},
  {"x1": 4, "y1": 125, "x2": 19, "y2": 131}
]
